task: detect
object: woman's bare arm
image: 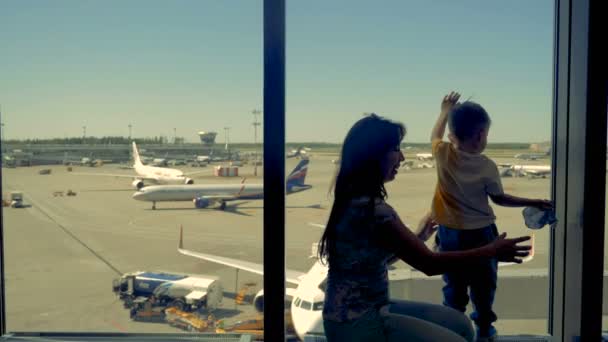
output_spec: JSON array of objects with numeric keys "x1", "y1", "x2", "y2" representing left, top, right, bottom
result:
[{"x1": 375, "y1": 215, "x2": 530, "y2": 276}]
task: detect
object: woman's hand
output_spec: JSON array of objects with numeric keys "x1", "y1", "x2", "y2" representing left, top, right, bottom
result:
[
  {"x1": 416, "y1": 212, "x2": 438, "y2": 242},
  {"x1": 488, "y1": 233, "x2": 531, "y2": 263}
]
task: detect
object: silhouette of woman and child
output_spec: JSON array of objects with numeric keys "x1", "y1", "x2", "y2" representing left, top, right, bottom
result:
[{"x1": 320, "y1": 92, "x2": 552, "y2": 342}]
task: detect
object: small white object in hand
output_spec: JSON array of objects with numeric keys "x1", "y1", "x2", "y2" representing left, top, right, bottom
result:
[{"x1": 523, "y1": 207, "x2": 557, "y2": 230}]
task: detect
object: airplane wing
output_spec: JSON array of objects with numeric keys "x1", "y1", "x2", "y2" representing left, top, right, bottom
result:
[
  {"x1": 524, "y1": 170, "x2": 550, "y2": 176},
  {"x1": 194, "y1": 195, "x2": 248, "y2": 203},
  {"x1": 285, "y1": 287, "x2": 298, "y2": 297},
  {"x1": 178, "y1": 226, "x2": 305, "y2": 285},
  {"x1": 72, "y1": 172, "x2": 162, "y2": 182},
  {"x1": 72, "y1": 172, "x2": 138, "y2": 179},
  {"x1": 183, "y1": 169, "x2": 215, "y2": 177}
]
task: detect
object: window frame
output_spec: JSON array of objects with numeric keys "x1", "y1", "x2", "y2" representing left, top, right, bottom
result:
[
  {"x1": 1, "y1": 1, "x2": 606, "y2": 341},
  {"x1": 263, "y1": 0, "x2": 286, "y2": 341},
  {"x1": 550, "y1": 0, "x2": 607, "y2": 340}
]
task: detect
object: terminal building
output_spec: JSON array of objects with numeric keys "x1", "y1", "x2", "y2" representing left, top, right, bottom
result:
[{"x1": 198, "y1": 132, "x2": 218, "y2": 146}]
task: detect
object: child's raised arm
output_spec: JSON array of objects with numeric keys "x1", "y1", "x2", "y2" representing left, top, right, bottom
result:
[{"x1": 430, "y1": 91, "x2": 460, "y2": 142}]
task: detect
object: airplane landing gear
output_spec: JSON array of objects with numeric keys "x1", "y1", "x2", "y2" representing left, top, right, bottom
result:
[
  {"x1": 152, "y1": 201, "x2": 156, "y2": 210},
  {"x1": 219, "y1": 201, "x2": 226, "y2": 210}
]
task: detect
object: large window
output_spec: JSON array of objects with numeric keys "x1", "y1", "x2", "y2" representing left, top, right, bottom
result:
[
  {"x1": 286, "y1": 0, "x2": 554, "y2": 337},
  {"x1": 1, "y1": 0, "x2": 605, "y2": 341},
  {"x1": 1, "y1": 0, "x2": 265, "y2": 335}
]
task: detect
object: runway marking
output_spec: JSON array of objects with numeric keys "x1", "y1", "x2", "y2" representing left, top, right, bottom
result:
[
  {"x1": 17, "y1": 189, "x2": 123, "y2": 276},
  {"x1": 108, "y1": 319, "x2": 128, "y2": 332}
]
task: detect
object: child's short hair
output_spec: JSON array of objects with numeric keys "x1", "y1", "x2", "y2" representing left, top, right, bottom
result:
[{"x1": 448, "y1": 101, "x2": 491, "y2": 142}]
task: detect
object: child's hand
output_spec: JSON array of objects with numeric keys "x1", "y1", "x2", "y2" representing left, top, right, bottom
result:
[
  {"x1": 534, "y1": 199, "x2": 553, "y2": 211},
  {"x1": 441, "y1": 91, "x2": 461, "y2": 114}
]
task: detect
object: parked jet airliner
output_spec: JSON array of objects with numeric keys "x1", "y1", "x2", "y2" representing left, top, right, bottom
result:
[
  {"x1": 514, "y1": 150, "x2": 550, "y2": 161},
  {"x1": 133, "y1": 159, "x2": 311, "y2": 210},
  {"x1": 415, "y1": 152, "x2": 433, "y2": 161},
  {"x1": 177, "y1": 227, "x2": 534, "y2": 340},
  {"x1": 500, "y1": 164, "x2": 551, "y2": 178},
  {"x1": 75, "y1": 142, "x2": 206, "y2": 189}
]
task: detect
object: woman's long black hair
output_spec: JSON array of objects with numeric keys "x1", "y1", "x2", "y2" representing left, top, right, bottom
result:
[{"x1": 318, "y1": 113, "x2": 406, "y2": 264}]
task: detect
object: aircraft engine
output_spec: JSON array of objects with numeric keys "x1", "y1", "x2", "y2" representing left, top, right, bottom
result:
[
  {"x1": 184, "y1": 178, "x2": 194, "y2": 185},
  {"x1": 132, "y1": 179, "x2": 145, "y2": 190},
  {"x1": 193, "y1": 197, "x2": 211, "y2": 209},
  {"x1": 253, "y1": 289, "x2": 264, "y2": 313}
]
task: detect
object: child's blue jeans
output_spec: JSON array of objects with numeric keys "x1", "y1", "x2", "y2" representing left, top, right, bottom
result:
[{"x1": 437, "y1": 224, "x2": 499, "y2": 336}]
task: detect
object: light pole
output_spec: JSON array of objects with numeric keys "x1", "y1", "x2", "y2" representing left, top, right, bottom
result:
[
  {"x1": 252, "y1": 109, "x2": 261, "y2": 176},
  {"x1": 0, "y1": 105, "x2": 3, "y2": 153},
  {"x1": 173, "y1": 127, "x2": 177, "y2": 144},
  {"x1": 82, "y1": 126, "x2": 87, "y2": 144},
  {"x1": 128, "y1": 124, "x2": 132, "y2": 141},
  {"x1": 224, "y1": 127, "x2": 231, "y2": 152},
  {"x1": 1, "y1": 122, "x2": 5, "y2": 154}
]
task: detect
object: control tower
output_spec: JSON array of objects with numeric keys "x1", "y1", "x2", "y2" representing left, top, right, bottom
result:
[{"x1": 198, "y1": 131, "x2": 218, "y2": 146}]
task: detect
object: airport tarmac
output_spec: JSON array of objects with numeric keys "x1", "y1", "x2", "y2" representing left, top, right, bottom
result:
[{"x1": 1, "y1": 153, "x2": 605, "y2": 337}]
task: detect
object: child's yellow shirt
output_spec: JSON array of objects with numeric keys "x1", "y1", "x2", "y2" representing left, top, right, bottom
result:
[{"x1": 431, "y1": 139, "x2": 504, "y2": 230}]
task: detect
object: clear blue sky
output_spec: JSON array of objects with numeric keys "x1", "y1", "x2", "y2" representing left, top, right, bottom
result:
[{"x1": 1, "y1": 0, "x2": 553, "y2": 143}]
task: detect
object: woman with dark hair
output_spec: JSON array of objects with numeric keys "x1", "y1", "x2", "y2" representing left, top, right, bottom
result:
[{"x1": 319, "y1": 113, "x2": 531, "y2": 342}]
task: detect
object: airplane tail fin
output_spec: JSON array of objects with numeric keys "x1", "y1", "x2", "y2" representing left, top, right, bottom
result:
[
  {"x1": 286, "y1": 159, "x2": 310, "y2": 192},
  {"x1": 132, "y1": 142, "x2": 143, "y2": 167}
]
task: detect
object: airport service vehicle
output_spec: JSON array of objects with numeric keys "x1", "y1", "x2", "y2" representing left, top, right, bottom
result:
[
  {"x1": 9, "y1": 191, "x2": 24, "y2": 208},
  {"x1": 129, "y1": 297, "x2": 165, "y2": 322},
  {"x1": 112, "y1": 271, "x2": 223, "y2": 312},
  {"x1": 164, "y1": 307, "x2": 209, "y2": 332}
]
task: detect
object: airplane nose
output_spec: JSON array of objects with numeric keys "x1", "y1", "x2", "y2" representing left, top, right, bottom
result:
[
  {"x1": 132, "y1": 191, "x2": 145, "y2": 201},
  {"x1": 295, "y1": 316, "x2": 323, "y2": 340}
]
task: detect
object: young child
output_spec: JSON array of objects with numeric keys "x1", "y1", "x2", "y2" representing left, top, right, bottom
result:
[{"x1": 430, "y1": 91, "x2": 552, "y2": 341}]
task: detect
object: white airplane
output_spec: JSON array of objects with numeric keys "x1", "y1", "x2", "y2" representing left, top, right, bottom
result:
[
  {"x1": 132, "y1": 159, "x2": 312, "y2": 210},
  {"x1": 287, "y1": 146, "x2": 311, "y2": 159},
  {"x1": 150, "y1": 152, "x2": 169, "y2": 167},
  {"x1": 415, "y1": 153, "x2": 433, "y2": 161},
  {"x1": 195, "y1": 155, "x2": 211, "y2": 164},
  {"x1": 63, "y1": 152, "x2": 108, "y2": 167},
  {"x1": 177, "y1": 227, "x2": 534, "y2": 341},
  {"x1": 74, "y1": 142, "x2": 206, "y2": 189},
  {"x1": 514, "y1": 151, "x2": 550, "y2": 161},
  {"x1": 500, "y1": 164, "x2": 551, "y2": 178},
  {"x1": 177, "y1": 226, "x2": 329, "y2": 340}
]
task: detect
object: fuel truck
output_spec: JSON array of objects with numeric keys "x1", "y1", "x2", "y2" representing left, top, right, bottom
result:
[{"x1": 112, "y1": 271, "x2": 223, "y2": 312}]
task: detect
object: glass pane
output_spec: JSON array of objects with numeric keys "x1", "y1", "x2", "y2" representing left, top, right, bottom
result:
[
  {"x1": 1, "y1": 0, "x2": 263, "y2": 335},
  {"x1": 287, "y1": 0, "x2": 554, "y2": 339}
]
